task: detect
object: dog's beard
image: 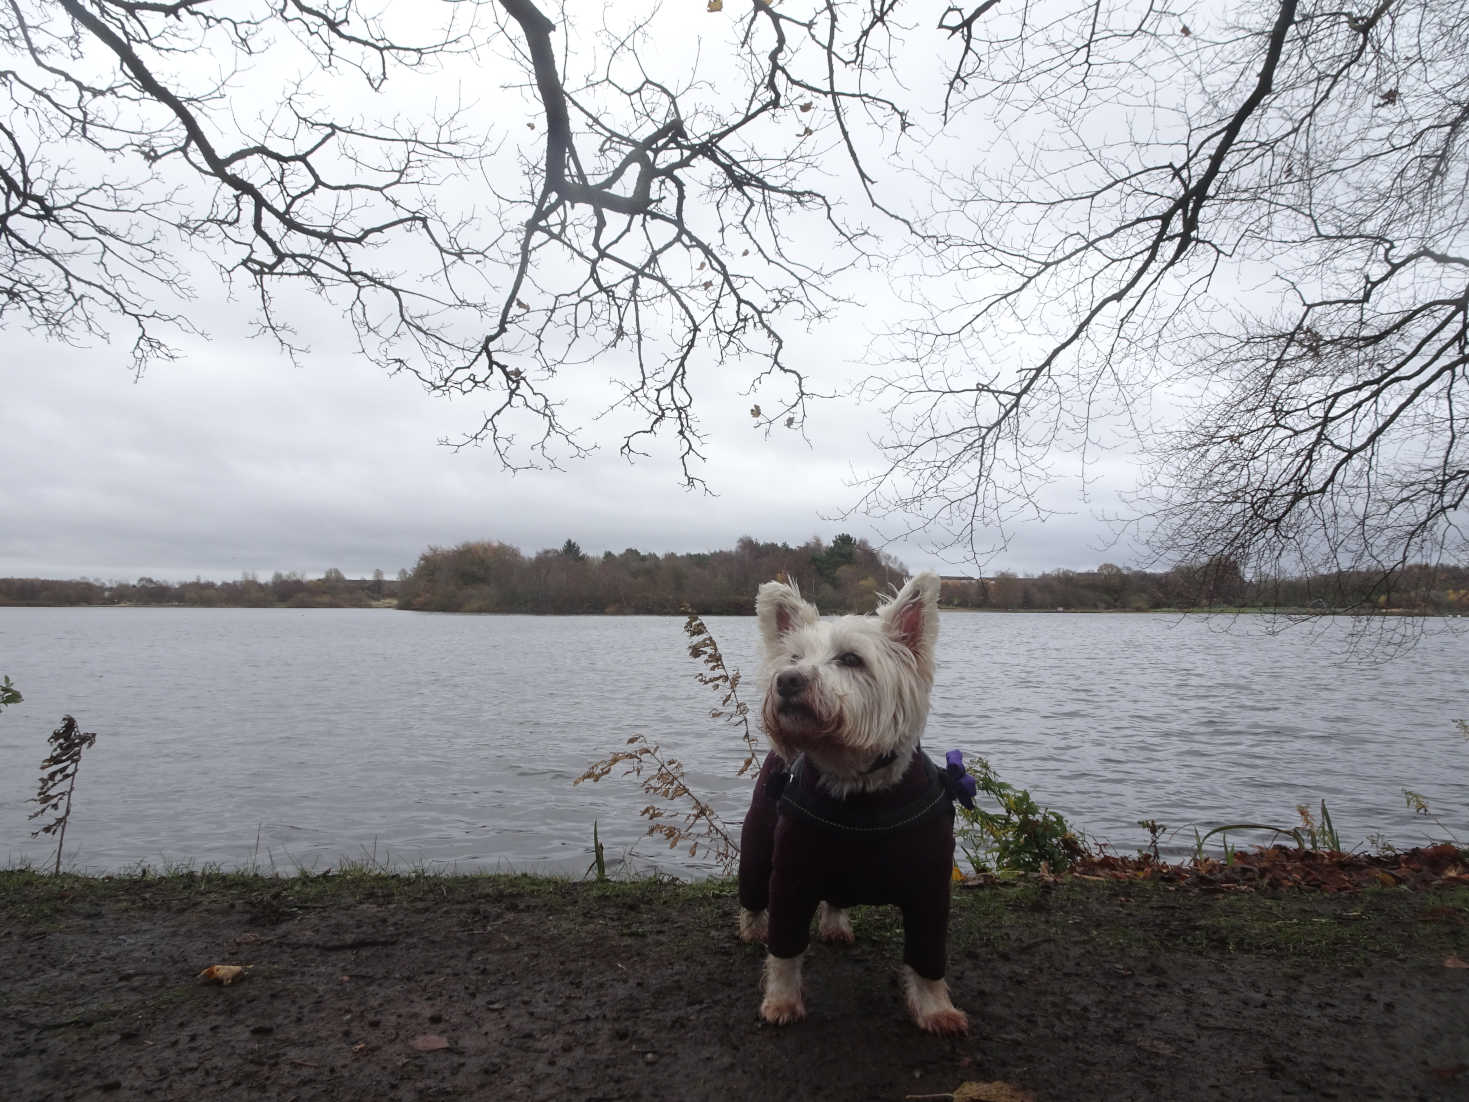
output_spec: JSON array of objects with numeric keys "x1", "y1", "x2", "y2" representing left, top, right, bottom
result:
[
  {"x1": 762, "y1": 693, "x2": 842, "y2": 756},
  {"x1": 762, "y1": 692, "x2": 913, "y2": 783}
]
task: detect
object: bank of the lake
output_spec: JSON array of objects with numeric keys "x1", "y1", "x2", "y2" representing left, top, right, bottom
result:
[{"x1": 2, "y1": 868, "x2": 1466, "y2": 1101}]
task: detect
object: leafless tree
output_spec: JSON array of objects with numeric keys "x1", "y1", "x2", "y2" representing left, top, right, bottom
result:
[
  {"x1": 857, "y1": 0, "x2": 1468, "y2": 605},
  {"x1": 2, "y1": 0, "x2": 910, "y2": 485}
]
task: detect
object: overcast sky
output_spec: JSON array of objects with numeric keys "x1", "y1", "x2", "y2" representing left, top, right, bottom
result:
[
  {"x1": 0, "y1": 3, "x2": 1147, "y2": 586},
  {"x1": 2, "y1": 306, "x2": 1142, "y2": 583}
]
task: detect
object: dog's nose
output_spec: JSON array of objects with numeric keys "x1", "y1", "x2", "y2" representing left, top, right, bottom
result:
[{"x1": 776, "y1": 669, "x2": 807, "y2": 699}]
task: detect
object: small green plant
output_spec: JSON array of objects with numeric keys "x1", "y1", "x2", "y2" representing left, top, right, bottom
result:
[
  {"x1": 1193, "y1": 826, "x2": 1238, "y2": 865},
  {"x1": 29, "y1": 715, "x2": 98, "y2": 875},
  {"x1": 1193, "y1": 799, "x2": 1341, "y2": 858},
  {"x1": 587, "y1": 820, "x2": 608, "y2": 882},
  {"x1": 1296, "y1": 800, "x2": 1341, "y2": 851},
  {"x1": 955, "y1": 757, "x2": 1085, "y2": 873},
  {"x1": 1365, "y1": 831, "x2": 1398, "y2": 856},
  {"x1": 0, "y1": 674, "x2": 20, "y2": 712}
]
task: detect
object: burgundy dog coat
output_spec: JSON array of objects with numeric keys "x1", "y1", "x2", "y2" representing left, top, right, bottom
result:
[{"x1": 738, "y1": 748, "x2": 958, "y2": 981}]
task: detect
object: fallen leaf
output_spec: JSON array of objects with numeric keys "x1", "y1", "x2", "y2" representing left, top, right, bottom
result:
[
  {"x1": 1444, "y1": 955, "x2": 1469, "y2": 969},
  {"x1": 411, "y1": 1034, "x2": 450, "y2": 1052},
  {"x1": 198, "y1": 964, "x2": 246, "y2": 985},
  {"x1": 952, "y1": 1081, "x2": 1037, "y2": 1102}
]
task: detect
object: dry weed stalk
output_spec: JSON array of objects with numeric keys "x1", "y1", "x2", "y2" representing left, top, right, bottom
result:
[
  {"x1": 575, "y1": 608, "x2": 759, "y2": 873},
  {"x1": 682, "y1": 606, "x2": 762, "y2": 780},
  {"x1": 29, "y1": 715, "x2": 98, "y2": 875}
]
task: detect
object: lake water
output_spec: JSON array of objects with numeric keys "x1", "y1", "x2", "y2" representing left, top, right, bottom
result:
[{"x1": 1, "y1": 607, "x2": 1465, "y2": 876}]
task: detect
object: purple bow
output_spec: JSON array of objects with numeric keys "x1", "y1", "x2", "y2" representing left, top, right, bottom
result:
[{"x1": 944, "y1": 749, "x2": 977, "y2": 810}]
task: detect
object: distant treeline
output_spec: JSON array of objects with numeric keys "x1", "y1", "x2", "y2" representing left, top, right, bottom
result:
[
  {"x1": 397, "y1": 535, "x2": 904, "y2": 615},
  {"x1": 0, "y1": 569, "x2": 396, "y2": 609},
  {"x1": 940, "y1": 560, "x2": 1469, "y2": 615},
  {"x1": 4, "y1": 543, "x2": 1467, "y2": 615}
]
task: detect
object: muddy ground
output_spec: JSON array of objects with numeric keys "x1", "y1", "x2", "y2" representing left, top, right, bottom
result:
[{"x1": 1, "y1": 869, "x2": 1466, "y2": 1101}]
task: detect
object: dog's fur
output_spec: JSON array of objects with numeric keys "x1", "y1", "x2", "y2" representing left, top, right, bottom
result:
[{"x1": 737, "y1": 572, "x2": 967, "y2": 1035}]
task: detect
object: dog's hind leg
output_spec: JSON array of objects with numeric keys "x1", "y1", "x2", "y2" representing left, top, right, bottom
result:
[
  {"x1": 760, "y1": 952, "x2": 806, "y2": 1025},
  {"x1": 815, "y1": 901, "x2": 854, "y2": 943},
  {"x1": 738, "y1": 907, "x2": 769, "y2": 943}
]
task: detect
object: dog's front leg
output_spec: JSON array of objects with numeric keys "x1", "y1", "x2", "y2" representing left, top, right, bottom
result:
[
  {"x1": 760, "y1": 952, "x2": 806, "y2": 1025},
  {"x1": 901, "y1": 966, "x2": 968, "y2": 1035}
]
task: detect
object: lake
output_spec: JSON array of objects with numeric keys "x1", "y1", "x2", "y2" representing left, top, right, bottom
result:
[{"x1": 1, "y1": 607, "x2": 1465, "y2": 876}]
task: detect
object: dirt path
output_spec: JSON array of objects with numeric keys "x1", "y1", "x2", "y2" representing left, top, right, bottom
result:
[{"x1": 2, "y1": 870, "x2": 1466, "y2": 1101}]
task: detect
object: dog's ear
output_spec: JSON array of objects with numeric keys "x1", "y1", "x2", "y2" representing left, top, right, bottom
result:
[
  {"x1": 879, "y1": 571, "x2": 940, "y2": 679},
  {"x1": 756, "y1": 578, "x2": 819, "y2": 653}
]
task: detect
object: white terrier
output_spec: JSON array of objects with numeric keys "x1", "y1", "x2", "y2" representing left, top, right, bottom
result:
[{"x1": 736, "y1": 571, "x2": 970, "y2": 1035}]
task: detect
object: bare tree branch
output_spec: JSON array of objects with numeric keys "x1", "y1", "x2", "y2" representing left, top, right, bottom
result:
[{"x1": 858, "y1": 0, "x2": 1469, "y2": 599}]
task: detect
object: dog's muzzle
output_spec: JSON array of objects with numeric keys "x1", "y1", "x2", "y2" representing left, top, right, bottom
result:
[
  {"x1": 776, "y1": 669, "x2": 808, "y2": 700},
  {"x1": 769, "y1": 669, "x2": 821, "y2": 738}
]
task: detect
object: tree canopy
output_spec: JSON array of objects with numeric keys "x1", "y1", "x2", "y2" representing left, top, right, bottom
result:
[{"x1": 4, "y1": 1, "x2": 1465, "y2": 601}]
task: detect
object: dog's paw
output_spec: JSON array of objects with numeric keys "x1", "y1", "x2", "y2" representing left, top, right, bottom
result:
[
  {"x1": 916, "y1": 1006, "x2": 969, "y2": 1036},
  {"x1": 902, "y1": 966, "x2": 969, "y2": 1036},
  {"x1": 738, "y1": 907, "x2": 769, "y2": 943},
  {"x1": 760, "y1": 992, "x2": 807, "y2": 1025},
  {"x1": 761, "y1": 953, "x2": 805, "y2": 1025},
  {"x1": 815, "y1": 902, "x2": 854, "y2": 944}
]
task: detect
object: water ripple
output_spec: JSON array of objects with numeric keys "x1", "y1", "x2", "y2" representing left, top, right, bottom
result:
[{"x1": 1, "y1": 607, "x2": 1465, "y2": 875}]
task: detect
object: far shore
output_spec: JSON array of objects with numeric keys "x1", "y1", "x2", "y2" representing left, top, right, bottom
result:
[{"x1": 3, "y1": 601, "x2": 1460, "y2": 618}]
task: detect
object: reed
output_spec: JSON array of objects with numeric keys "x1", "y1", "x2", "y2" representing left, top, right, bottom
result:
[{"x1": 28, "y1": 715, "x2": 98, "y2": 875}]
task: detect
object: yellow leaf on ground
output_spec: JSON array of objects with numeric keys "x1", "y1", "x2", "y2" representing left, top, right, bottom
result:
[
  {"x1": 1445, "y1": 955, "x2": 1469, "y2": 968},
  {"x1": 197, "y1": 964, "x2": 246, "y2": 985},
  {"x1": 951, "y1": 1080, "x2": 1038, "y2": 1102}
]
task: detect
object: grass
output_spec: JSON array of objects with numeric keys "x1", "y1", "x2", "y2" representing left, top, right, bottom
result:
[
  {"x1": 958, "y1": 877, "x2": 1469, "y2": 967},
  {"x1": 0, "y1": 860, "x2": 735, "y2": 921},
  {"x1": 5, "y1": 844, "x2": 1465, "y2": 974}
]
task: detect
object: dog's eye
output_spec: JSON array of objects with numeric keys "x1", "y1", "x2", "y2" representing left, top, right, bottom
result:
[{"x1": 836, "y1": 651, "x2": 864, "y2": 668}]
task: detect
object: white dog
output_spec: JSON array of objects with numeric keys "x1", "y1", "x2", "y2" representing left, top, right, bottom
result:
[{"x1": 736, "y1": 571, "x2": 969, "y2": 1035}]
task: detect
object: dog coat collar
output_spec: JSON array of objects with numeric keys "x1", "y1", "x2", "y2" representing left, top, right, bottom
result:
[
  {"x1": 862, "y1": 749, "x2": 900, "y2": 774},
  {"x1": 769, "y1": 749, "x2": 960, "y2": 837}
]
